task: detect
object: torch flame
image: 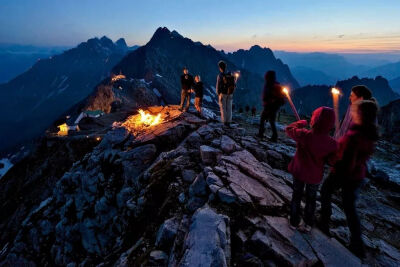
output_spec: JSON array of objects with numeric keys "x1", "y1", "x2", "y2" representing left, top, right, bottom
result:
[
  {"x1": 282, "y1": 87, "x2": 289, "y2": 95},
  {"x1": 138, "y1": 109, "x2": 162, "y2": 126},
  {"x1": 331, "y1": 87, "x2": 340, "y2": 95},
  {"x1": 234, "y1": 72, "x2": 240, "y2": 78}
]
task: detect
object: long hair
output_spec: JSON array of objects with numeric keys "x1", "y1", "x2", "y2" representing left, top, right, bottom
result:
[
  {"x1": 355, "y1": 100, "x2": 379, "y2": 140},
  {"x1": 352, "y1": 85, "x2": 372, "y2": 100}
]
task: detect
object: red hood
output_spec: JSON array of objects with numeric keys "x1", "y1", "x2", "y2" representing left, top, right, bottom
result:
[{"x1": 310, "y1": 106, "x2": 335, "y2": 134}]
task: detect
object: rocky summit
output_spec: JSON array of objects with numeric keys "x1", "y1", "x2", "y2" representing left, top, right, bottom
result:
[{"x1": 0, "y1": 106, "x2": 399, "y2": 266}]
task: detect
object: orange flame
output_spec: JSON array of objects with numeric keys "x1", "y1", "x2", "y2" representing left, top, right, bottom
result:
[
  {"x1": 331, "y1": 87, "x2": 340, "y2": 95},
  {"x1": 138, "y1": 109, "x2": 162, "y2": 126}
]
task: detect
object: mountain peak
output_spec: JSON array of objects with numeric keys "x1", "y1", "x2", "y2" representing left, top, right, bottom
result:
[{"x1": 115, "y1": 38, "x2": 128, "y2": 50}]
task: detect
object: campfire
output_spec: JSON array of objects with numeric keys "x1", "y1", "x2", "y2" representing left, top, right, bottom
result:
[
  {"x1": 118, "y1": 106, "x2": 182, "y2": 135},
  {"x1": 138, "y1": 109, "x2": 162, "y2": 126}
]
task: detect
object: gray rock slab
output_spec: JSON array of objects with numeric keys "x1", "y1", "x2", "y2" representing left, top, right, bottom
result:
[{"x1": 179, "y1": 206, "x2": 230, "y2": 267}]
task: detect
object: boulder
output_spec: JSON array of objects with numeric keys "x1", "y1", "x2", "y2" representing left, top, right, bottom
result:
[
  {"x1": 220, "y1": 135, "x2": 236, "y2": 154},
  {"x1": 156, "y1": 217, "x2": 180, "y2": 249},
  {"x1": 179, "y1": 206, "x2": 230, "y2": 267},
  {"x1": 189, "y1": 174, "x2": 207, "y2": 197},
  {"x1": 182, "y1": 169, "x2": 197, "y2": 183},
  {"x1": 200, "y1": 145, "x2": 222, "y2": 165},
  {"x1": 218, "y1": 187, "x2": 237, "y2": 204}
]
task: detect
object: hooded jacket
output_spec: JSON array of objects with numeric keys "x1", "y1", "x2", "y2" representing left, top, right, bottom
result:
[
  {"x1": 332, "y1": 123, "x2": 378, "y2": 180},
  {"x1": 286, "y1": 107, "x2": 338, "y2": 184}
]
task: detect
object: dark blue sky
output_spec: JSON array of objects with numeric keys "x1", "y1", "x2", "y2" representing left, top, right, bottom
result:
[{"x1": 1, "y1": 0, "x2": 400, "y2": 52}]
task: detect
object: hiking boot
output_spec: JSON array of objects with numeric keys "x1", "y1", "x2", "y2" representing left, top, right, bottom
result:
[
  {"x1": 299, "y1": 224, "x2": 312, "y2": 233},
  {"x1": 288, "y1": 216, "x2": 303, "y2": 230},
  {"x1": 317, "y1": 219, "x2": 331, "y2": 237},
  {"x1": 256, "y1": 133, "x2": 264, "y2": 139},
  {"x1": 269, "y1": 136, "x2": 278, "y2": 143},
  {"x1": 349, "y1": 243, "x2": 366, "y2": 259}
]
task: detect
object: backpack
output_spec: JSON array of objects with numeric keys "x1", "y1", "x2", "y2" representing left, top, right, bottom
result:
[{"x1": 223, "y1": 72, "x2": 236, "y2": 95}]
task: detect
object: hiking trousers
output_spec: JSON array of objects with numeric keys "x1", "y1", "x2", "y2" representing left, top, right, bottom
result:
[
  {"x1": 180, "y1": 90, "x2": 191, "y2": 110},
  {"x1": 320, "y1": 173, "x2": 364, "y2": 247},
  {"x1": 218, "y1": 94, "x2": 233, "y2": 123},
  {"x1": 290, "y1": 178, "x2": 319, "y2": 226}
]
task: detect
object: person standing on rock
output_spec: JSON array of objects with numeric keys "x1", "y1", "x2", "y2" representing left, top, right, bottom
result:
[
  {"x1": 320, "y1": 100, "x2": 379, "y2": 259},
  {"x1": 193, "y1": 75, "x2": 204, "y2": 114},
  {"x1": 216, "y1": 60, "x2": 236, "y2": 127},
  {"x1": 179, "y1": 67, "x2": 194, "y2": 112},
  {"x1": 286, "y1": 107, "x2": 338, "y2": 232},
  {"x1": 334, "y1": 85, "x2": 374, "y2": 139},
  {"x1": 257, "y1": 71, "x2": 285, "y2": 142}
]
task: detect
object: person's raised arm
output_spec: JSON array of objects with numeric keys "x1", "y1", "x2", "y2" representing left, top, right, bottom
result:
[{"x1": 285, "y1": 120, "x2": 308, "y2": 143}]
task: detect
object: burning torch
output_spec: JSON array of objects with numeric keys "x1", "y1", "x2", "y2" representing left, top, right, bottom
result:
[
  {"x1": 331, "y1": 87, "x2": 341, "y2": 130},
  {"x1": 234, "y1": 71, "x2": 240, "y2": 82},
  {"x1": 282, "y1": 87, "x2": 300, "y2": 121}
]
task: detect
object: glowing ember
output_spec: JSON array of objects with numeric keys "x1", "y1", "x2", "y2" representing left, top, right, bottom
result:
[
  {"x1": 138, "y1": 109, "x2": 162, "y2": 126},
  {"x1": 331, "y1": 87, "x2": 340, "y2": 95}
]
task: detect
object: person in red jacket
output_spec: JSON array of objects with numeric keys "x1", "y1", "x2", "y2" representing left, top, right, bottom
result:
[
  {"x1": 320, "y1": 100, "x2": 379, "y2": 259},
  {"x1": 286, "y1": 107, "x2": 338, "y2": 231}
]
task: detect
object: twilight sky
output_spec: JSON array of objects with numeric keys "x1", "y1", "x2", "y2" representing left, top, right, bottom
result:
[{"x1": 1, "y1": 0, "x2": 400, "y2": 53}]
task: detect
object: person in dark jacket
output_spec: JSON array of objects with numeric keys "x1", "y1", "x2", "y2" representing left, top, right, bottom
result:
[
  {"x1": 179, "y1": 67, "x2": 194, "y2": 112},
  {"x1": 216, "y1": 60, "x2": 235, "y2": 126},
  {"x1": 320, "y1": 100, "x2": 379, "y2": 259},
  {"x1": 193, "y1": 75, "x2": 203, "y2": 114},
  {"x1": 257, "y1": 70, "x2": 285, "y2": 141},
  {"x1": 286, "y1": 107, "x2": 338, "y2": 231}
]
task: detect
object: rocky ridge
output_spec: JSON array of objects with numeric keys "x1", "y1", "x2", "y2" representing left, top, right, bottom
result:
[{"x1": 0, "y1": 106, "x2": 399, "y2": 266}]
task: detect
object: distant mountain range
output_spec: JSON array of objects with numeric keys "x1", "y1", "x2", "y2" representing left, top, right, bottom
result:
[
  {"x1": 1, "y1": 27, "x2": 399, "y2": 155},
  {"x1": 0, "y1": 36, "x2": 131, "y2": 152},
  {"x1": 0, "y1": 44, "x2": 68, "y2": 83},
  {"x1": 225, "y1": 45, "x2": 299, "y2": 89},
  {"x1": 290, "y1": 76, "x2": 399, "y2": 117}
]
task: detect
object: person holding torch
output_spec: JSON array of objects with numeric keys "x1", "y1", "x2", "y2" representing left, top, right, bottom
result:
[
  {"x1": 257, "y1": 71, "x2": 285, "y2": 142},
  {"x1": 334, "y1": 85, "x2": 374, "y2": 139}
]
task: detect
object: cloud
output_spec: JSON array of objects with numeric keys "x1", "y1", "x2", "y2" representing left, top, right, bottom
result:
[
  {"x1": 251, "y1": 34, "x2": 257, "y2": 39},
  {"x1": 338, "y1": 34, "x2": 345, "y2": 38}
]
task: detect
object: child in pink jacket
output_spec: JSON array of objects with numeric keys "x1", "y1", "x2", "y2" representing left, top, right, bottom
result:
[{"x1": 286, "y1": 106, "x2": 338, "y2": 231}]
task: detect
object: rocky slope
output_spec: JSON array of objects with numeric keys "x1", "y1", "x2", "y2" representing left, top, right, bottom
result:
[
  {"x1": 0, "y1": 105, "x2": 399, "y2": 266},
  {"x1": 0, "y1": 36, "x2": 129, "y2": 153}
]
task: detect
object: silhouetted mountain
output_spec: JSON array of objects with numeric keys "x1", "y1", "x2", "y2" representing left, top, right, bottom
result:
[
  {"x1": 275, "y1": 51, "x2": 370, "y2": 83},
  {"x1": 112, "y1": 27, "x2": 265, "y2": 109},
  {"x1": 225, "y1": 45, "x2": 299, "y2": 89},
  {"x1": 0, "y1": 44, "x2": 68, "y2": 83},
  {"x1": 291, "y1": 66, "x2": 337, "y2": 86},
  {"x1": 290, "y1": 76, "x2": 399, "y2": 117},
  {"x1": 362, "y1": 61, "x2": 400, "y2": 80},
  {"x1": 0, "y1": 36, "x2": 129, "y2": 153},
  {"x1": 379, "y1": 99, "x2": 400, "y2": 144},
  {"x1": 390, "y1": 77, "x2": 400, "y2": 94}
]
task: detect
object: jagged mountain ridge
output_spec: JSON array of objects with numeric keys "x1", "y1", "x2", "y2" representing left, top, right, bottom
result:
[
  {"x1": 226, "y1": 45, "x2": 300, "y2": 89},
  {"x1": 112, "y1": 27, "x2": 267, "y2": 109},
  {"x1": 0, "y1": 36, "x2": 130, "y2": 153}
]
